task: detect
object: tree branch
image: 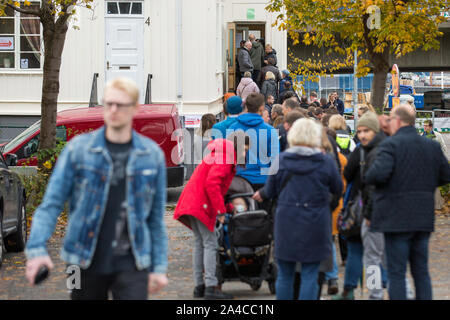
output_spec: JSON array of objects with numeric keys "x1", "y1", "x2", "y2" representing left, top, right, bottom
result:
[{"x1": 6, "y1": 3, "x2": 41, "y2": 17}]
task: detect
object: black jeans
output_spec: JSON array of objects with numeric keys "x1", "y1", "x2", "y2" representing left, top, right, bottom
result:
[{"x1": 70, "y1": 269, "x2": 148, "y2": 300}]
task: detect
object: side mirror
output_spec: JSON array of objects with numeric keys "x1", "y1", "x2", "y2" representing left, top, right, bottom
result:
[
  {"x1": 23, "y1": 146, "x2": 31, "y2": 158},
  {"x1": 6, "y1": 154, "x2": 18, "y2": 167}
]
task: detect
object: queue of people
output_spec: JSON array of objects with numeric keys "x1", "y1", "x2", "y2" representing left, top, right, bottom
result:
[{"x1": 179, "y1": 90, "x2": 450, "y2": 301}]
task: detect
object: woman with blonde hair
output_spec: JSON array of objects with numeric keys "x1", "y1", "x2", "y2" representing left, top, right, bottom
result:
[
  {"x1": 261, "y1": 71, "x2": 278, "y2": 102},
  {"x1": 329, "y1": 114, "x2": 355, "y2": 156},
  {"x1": 253, "y1": 118, "x2": 342, "y2": 300}
]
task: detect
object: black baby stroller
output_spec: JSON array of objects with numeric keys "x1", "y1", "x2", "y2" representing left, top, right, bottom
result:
[{"x1": 215, "y1": 177, "x2": 277, "y2": 294}]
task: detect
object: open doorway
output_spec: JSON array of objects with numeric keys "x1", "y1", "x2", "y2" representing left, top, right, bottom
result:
[{"x1": 227, "y1": 22, "x2": 266, "y2": 92}]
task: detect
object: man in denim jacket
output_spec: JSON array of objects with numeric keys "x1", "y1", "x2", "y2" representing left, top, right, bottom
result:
[{"x1": 25, "y1": 77, "x2": 168, "y2": 300}]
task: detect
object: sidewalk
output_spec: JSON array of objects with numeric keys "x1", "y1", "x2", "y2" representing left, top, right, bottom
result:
[{"x1": 1, "y1": 210, "x2": 449, "y2": 300}]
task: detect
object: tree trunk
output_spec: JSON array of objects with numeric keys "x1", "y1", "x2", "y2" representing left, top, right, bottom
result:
[
  {"x1": 369, "y1": 50, "x2": 390, "y2": 113},
  {"x1": 38, "y1": 18, "x2": 69, "y2": 168}
]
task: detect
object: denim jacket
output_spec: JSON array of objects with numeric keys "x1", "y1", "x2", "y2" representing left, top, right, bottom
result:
[{"x1": 25, "y1": 127, "x2": 168, "y2": 274}]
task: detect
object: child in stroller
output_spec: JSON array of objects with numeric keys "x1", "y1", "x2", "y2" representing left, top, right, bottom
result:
[{"x1": 215, "y1": 176, "x2": 277, "y2": 294}]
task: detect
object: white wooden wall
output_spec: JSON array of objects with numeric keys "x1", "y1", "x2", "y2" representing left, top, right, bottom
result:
[{"x1": 0, "y1": 0, "x2": 286, "y2": 117}]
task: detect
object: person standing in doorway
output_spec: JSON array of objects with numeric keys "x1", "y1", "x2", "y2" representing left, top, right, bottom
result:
[
  {"x1": 249, "y1": 34, "x2": 264, "y2": 87},
  {"x1": 237, "y1": 41, "x2": 253, "y2": 78},
  {"x1": 25, "y1": 77, "x2": 169, "y2": 300}
]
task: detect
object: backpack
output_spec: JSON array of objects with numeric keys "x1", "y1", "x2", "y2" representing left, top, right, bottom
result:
[
  {"x1": 336, "y1": 133, "x2": 352, "y2": 157},
  {"x1": 337, "y1": 148, "x2": 365, "y2": 238}
]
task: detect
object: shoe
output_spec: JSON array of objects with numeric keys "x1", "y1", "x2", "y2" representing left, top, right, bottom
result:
[
  {"x1": 332, "y1": 289, "x2": 354, "y2": 300},
  {"x1": 327, "y1": 279, "x2": 339, "y2": 295},
  {"x1": 193, "y1": 285, "x2": 205, "y2": 298},
  {"x1": 205, "y1": 286, "x2": 233, "y2": 300}
]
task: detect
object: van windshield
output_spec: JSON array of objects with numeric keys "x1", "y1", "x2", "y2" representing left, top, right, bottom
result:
[{"x1": 3, "y1": 120, "x2": 41, "y2": 154}]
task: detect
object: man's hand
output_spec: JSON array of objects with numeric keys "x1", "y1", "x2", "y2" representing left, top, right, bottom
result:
[
  {"x1": 26, "y1": 256, "x2": 54, "y2": 286},
  {"x1": 252, "y1": 191, "x2": 263, "y2": 203},
  {"x1": 217, "y1": 215, "x2": 225, "y2": 224},
  {"x1": 148, "y1": 273, "x2": 168, "y2": 295}
]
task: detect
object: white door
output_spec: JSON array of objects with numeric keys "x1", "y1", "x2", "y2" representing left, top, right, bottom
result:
[{"x1": 105, "y1": 2, "x2": 144, "y2": 102}]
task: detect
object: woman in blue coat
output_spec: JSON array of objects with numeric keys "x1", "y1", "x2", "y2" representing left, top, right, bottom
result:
[{"x1": 253, "y1": 118, "x2": 342, "y2": 300}]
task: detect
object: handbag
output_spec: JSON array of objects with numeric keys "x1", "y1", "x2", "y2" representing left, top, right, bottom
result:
[{"x1": 338, "y1": 148, "x2": 365, "y2": 238}]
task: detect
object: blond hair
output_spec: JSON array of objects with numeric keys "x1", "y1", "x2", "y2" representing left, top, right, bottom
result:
[
  {"x1": 265, "y1": 71, "x2": 275, "y2": 80},
  {"x1": 104, "y1": 77, "x2": 139, "y2": 104},
  {"x1": 287, "y1": 118, "x2": 323, "y2": 148},
  {"x1": 328, "y1": 114, "x2": 347, "y2": 131}
]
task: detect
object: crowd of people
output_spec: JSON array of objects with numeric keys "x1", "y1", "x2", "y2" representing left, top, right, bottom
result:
[
  {"x1": 22, "y1": 74, "x2": 449, "y2": 301},
  {"x1": 176, "y1": 88, "x2": 450, "y2": 300}
]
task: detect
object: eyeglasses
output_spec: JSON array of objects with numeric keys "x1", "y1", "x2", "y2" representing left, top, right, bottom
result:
[{"x1": 103, "y1": 101, "x2": 136, "y2": 109}]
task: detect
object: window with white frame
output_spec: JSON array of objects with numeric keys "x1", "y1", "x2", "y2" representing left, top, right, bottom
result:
[
  {"x1": 0, "y1": 1, "x2": 42, "y2": 70},
  {"x1": 106, "y1": 1, "x2": 143, "y2": 15}
]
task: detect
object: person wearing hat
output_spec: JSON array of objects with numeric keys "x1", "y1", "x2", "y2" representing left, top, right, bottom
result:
[
  {"x1": 211, "y1": 96, "x2": 244, "y2": 140},
  {"x1": 279, "y1": 70, "x2": 293, "y2": 95},
  {"x1": 335, "y1": 112, "x2": 388, "y2": 300}
]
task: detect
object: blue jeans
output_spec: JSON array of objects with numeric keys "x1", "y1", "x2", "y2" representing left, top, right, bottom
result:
[
  {"x1": 384, "y1": 232, "x2": 432, "y2": 300},
  {"x1": 343, "y1": 240, "x2": 363, "y2": 291},
  {"x1": 325, "y1": 240, "x2": 338, "y2": 281},
  {"x1": 276, "y1": 259, "x2": 320, "y2": 300}
]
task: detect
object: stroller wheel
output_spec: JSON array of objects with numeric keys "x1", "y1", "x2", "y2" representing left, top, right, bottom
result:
[
  {"x1": 267, "y1": 263, "x2": 277, "y2": 295},
  {"x1": 250, "y1": 281, "x2": 262, "y2": 291}
]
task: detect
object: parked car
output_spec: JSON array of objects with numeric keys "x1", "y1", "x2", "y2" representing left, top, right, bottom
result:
[
  {"x1": 0, "y1": 153, "x2": 27, "y2": 267},
  {"x1": 1, "y1": 104, "x2": 185, "y2": 188}
]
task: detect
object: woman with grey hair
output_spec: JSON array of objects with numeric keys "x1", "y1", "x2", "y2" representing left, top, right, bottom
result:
[
  {"x1": 253, "y1": 118, "x2": 343, "y2": 299},
  {"x1": 236, "y1": 71, "x2": 260, "y2": 103}
]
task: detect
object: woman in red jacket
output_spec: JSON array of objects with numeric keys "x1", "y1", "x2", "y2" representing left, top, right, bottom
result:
[{"x1": 174, "y1": 133, "x2": 249, "y2": 300}]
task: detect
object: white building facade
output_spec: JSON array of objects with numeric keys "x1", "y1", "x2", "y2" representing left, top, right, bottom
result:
[{"x1": 0, "y1": 0, "x2": 286, "y2": 133}]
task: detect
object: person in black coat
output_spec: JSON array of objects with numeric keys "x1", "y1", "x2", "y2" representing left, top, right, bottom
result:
[
  {"x1": 365, "y1": 105, "x2": 450, "y2": 300},
  {"x1": 253, "y1": 118, "x2": 342, "y2": 300},
  {"x1": 264, "y1": 44, "x2": 277, "y2": 67}
]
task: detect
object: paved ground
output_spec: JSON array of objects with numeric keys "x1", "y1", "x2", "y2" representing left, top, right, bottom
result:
[{"x1": 1, "y1": 206, "x2": 449, "y2": 300}]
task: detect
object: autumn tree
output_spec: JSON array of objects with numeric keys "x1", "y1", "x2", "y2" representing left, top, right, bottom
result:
[
  {"x1": 0, "y1": 0, "x2": 93, "y2": 168},
  {"x1": 267, "y1": 0, "x2": 449, "y2": 110}
]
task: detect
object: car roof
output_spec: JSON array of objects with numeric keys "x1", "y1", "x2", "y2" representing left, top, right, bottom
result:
[{"x1": 56, "y1": 104, "x2": 176, "y2": 124}]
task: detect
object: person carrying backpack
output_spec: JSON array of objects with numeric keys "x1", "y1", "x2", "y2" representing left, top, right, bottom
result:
[{"x1": 328, "y1": 114, "x2": 356, "y2": 158}]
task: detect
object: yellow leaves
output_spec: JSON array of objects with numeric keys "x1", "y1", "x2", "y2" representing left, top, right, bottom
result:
[
  {"x1": 13, "y1": 1, "x2": 19, "y2": 7},
  {"x1": 24, "y1": 0, "x2": 31, "y2": 6},
  {"x1": 43, "y1": 161, "x2": 52, "y2": 170}
]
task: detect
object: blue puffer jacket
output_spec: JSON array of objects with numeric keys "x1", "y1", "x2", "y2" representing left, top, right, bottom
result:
[
  {"x1": 228, "y1": 113, "x2": 280, "y2": 185},
  {"x1": 261, "y1": 147, "x2": 343, "y2": 263},
  {"x1": 211, "y1": 116, "x2": 239, "y2": 140}
]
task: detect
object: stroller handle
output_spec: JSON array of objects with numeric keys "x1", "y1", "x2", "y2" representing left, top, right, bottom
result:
[{"x1": 226, "y1": 192, "x2": 255, "y2": 200}]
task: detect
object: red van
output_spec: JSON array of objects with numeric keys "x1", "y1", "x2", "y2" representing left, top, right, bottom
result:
[{"x1": 1, "y1": 105, "x2": 185, "y2": 187}]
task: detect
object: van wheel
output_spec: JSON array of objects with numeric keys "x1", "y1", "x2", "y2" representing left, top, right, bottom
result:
[{"x1": 5, "y1": 198, "x2": 27, "y2": 252}]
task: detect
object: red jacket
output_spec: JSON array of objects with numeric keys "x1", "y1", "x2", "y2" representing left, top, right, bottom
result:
[{"x1": 174, "y1": 139, "x2": 237, "y2": 232}]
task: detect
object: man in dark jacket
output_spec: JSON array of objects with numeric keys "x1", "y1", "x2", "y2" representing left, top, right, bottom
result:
[
  {"x1": 258, "y1": 57, "x2": 281, "y2": 88},
  {"x1": 264, "y1": 44, "x2": 277, "y2": 67},
  {"x1": 355, "y1": 112, "x2": 388, "y2": 300},
  {"x1": 365, "y1": 105, "x2": 450, "y2": 300},
  {"x1": 334, "y1": 113, "x2": 379, "y2": 300},
  {"x1": 278, "y1": 99, "x2": 301, "y2": 152},
  {"x1": 237, "y1": 41, "x2": 253, "y2": 77},
  {"x1": 249, "y1": 34, "x2": 264, "y2": 86}
]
